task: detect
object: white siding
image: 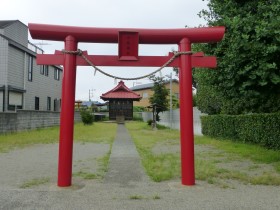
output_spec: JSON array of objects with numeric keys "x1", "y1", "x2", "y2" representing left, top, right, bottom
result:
[
  {"x1": 0, "y1": 91, "x2": 3, "y2": 112},
  {"x1": 0, "y1": 37, "x2": 8, "y2": 111},
  {"x1": 1, "y1": 20, "x2": 63, "y2": 112},
  {"x1": 3, "y1": 21, "x2": 28, "y2": 47},
  {"x1": 24, "y1": 56, "x2": 63, "y2": 111},
  {"x1": 0, "y1": 37, "x2": 8, "y2": 85},
  {"x1": 8, "y1": 46, "x2": 24, "y2": 88}
]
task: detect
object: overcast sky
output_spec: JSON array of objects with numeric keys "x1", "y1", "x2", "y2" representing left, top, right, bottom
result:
[{"x1": 1, "y1": 0, "x2": 208, "y2": 102}]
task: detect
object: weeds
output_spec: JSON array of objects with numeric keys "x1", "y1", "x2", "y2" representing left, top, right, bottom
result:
[
  {"x1": 20, "y1": 177, "x2": 50, "y2": 189},
  {"x1": 73, "y1": 171, "x2": 97, "y2": 179},
  {"x1": 129, "y1": 195, "x2": 143, "y2": 200},
  {"x1": 126, "y1": 121, "x2": 280, "y2": 186},
  {"x1": 152, "y1": 195, "x2": 161, "y2": 200},
  {"x1": 96, "y1": 145, "x2": 112, "y2": 178}
]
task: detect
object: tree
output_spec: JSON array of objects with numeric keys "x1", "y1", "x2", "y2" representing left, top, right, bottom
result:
[
  {"x1": 149, "y1": 75, "x2": 169, "y2": 121},
  {"x1": 194, "y1": 0, "x2": 280, "y2": 114}
]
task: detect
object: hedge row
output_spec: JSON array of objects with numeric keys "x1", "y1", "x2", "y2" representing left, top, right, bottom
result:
[{"x1": 201, "y1": 112, "x2": 280, "y2": 150}]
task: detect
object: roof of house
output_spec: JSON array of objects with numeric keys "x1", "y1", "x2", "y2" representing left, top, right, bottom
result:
[
  {"x1": 81, "y1": 101, "x2": 105, "y2": 106},
  {"x1": 130, "y1": 79, "x2": 179, "y2": 91},
  {"x1": 0, "y1": 20, "x2": 62, "y2": 70},
  {"x1": 100, "y1": 81, "x2": 142, "y2": 101},
  {"x1": 0, "y1": 20, "x2": 18, "y2": 29},
  {"x1": 130, "y1": 83, "x2": 154, "y2": 91}
]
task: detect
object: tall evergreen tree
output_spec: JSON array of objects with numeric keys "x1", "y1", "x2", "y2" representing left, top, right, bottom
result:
[{"x1": 194, "y1": 0, "x2": 280, "y2": 114}]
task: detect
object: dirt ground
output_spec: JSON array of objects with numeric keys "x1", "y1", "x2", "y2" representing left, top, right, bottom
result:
[{"x1": 0, "y1": 138, "x2": 280, "y2": 209}]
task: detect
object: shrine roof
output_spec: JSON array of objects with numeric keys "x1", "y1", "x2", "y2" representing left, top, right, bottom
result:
[{"x1": 100, "y1": 81, "x2": 142, "y2": 101}]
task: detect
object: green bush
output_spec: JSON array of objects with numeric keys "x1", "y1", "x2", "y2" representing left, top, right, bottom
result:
[
  {"x1": 192, "y1": 95, "x2": 197, "y2": 107},
  {"x1": 156, "y1": 124, "x2": 168, "y2": 130},
  {"x1": 133, "y1": 106, "x2": 145, "y2": 112},
  {"x1": 80, "y1": 109, "x2": 94, "y2": 125},
  {"x1": 147, "y1": 119, "x2": 153, "y2": 126},
  {"x1": 201, "y1": 112, "x2": 280, "y2": 150}
]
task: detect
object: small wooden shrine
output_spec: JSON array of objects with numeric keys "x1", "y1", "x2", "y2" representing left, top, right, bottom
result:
[{"x1": 100, "y1": 81, "x2": 141, "y2": 120}]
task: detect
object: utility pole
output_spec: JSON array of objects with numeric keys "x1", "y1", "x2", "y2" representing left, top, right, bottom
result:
[{"x1": 89, "y1": 89, "x2": 95, "y2": 101}]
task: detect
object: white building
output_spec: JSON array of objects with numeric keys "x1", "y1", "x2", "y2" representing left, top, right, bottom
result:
[{"x1": 0, "y1": 20, "x2": 63, "y2": 112}]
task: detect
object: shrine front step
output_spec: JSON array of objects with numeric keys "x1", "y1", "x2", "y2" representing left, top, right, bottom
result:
[{"x1": 116, "y1": 115, "x2": 125, "y2": 124}]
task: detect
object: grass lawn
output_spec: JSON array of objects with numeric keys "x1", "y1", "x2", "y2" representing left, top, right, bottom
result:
[
  {"x1": 1, "y1": 121, "x2": 279, "y2": 186},
  {"x1": 0, "y1": 122, "x2": 117, "y2": 183},
  {"x1": 0, "y1": 122, "x2": 117, "y2": 152},
  {"x1": 126, "y1": 121, "x2": 280, "y2": 186},
  {"x1": 126, "y1": 122, "x2": 180, "y2": 182}
]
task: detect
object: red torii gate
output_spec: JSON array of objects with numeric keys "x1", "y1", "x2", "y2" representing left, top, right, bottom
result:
[{"x1": 29, "y1": 23, "x2": 225, "y2": 187}]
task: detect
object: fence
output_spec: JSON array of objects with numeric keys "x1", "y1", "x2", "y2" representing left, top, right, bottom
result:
[
  {"x1": 141, "y1": 108, "x2": 205, "y2": 135},
  {"x1": 0, "y1": 110, "x2": 81, "y2": 134}
]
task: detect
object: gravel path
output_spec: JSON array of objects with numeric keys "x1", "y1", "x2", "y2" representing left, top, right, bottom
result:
[
  {"x1": 104, "y1": 124, "x2": 150, "y2": 186},
  {"x1": 0, "y1": 125, "x2": 280, "y2": 210}
]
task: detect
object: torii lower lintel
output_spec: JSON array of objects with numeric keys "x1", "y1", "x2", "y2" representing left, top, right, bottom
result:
[
  {"x1": 28, "y1": 23, "x2": 225, "y2": 188},
  {"x1": 36, "y1": 52, "x2": 217, "y2": 68}
]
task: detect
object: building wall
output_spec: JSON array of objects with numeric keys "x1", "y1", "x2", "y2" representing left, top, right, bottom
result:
[
  {"x1": 108, "y1": 100, "x2": 133, "y2": 120},
  {"x1": 2, "y1": 21, "x2": 28, "y2": 47},
  {"x1": 0, "y1": 20, "x2": 63, "y2": 113},
  {"x1": 24, "y1": 57, "x2": 63, "y2": 111},
  {"x1": 132, "y1": 88, "x2": 153, "y2": 107},
  {"x1": 8, "y1": 45, "x2": 25, "y2": 88},
  {"x1": 0, "y1": 37, "x2": 8, "y2": 112},
  {"x1": 0, "y1": 36, "x2": 8, "y2": 85},
  {"x1": 133, "y1": 81, "x2": 180, "y2": 107},
  {"x1": 3, "y1": 45, "x2": 63, "y2": 111},
  {"x1": 0, "y1": 91, "x2": 3, "y2": 112}
]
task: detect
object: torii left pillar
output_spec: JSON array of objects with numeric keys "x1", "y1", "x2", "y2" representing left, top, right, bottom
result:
[{"x1": 58, "y1": 36, "x2": 77, "y2": 186}]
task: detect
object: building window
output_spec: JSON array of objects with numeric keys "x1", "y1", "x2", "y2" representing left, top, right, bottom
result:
[
  {"x1": 54, "y1": 99, "x2": 57, "y2": 111},
  {"x1": 28, "y1": 56, "x2": 33, "y2": 81},
  {"x1": 47, "y1": 97, "x2": 51, "y2": 111},
  {"x1": 54, "y1": 68, "x2": 60, "y2": 80},
  {"x1": 40, "y1": 65, "x2": 49, "y2": 76},
  {"x1": 45, "y1": 66, "x2": 49, "y2": 76},
  {"x1": 143, "y1": 92, "x2": 149, "y2": 98},
  {"x1": 8, "y1": 91, "x2": 23, "y2": 111},
  {"x1": 54, "y1": 98, "x2": 61, "y2": 111},
  {"x1": 35, "y1": 97, "x2": 39, "y2": 110},
  {"x1": 40, "y1": 66, "x2": 44, "y2": 75}
]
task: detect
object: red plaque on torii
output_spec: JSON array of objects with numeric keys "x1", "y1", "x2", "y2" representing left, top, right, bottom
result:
[{"x1": 29, "y1": 23, "x2": 225, "y2": 187}]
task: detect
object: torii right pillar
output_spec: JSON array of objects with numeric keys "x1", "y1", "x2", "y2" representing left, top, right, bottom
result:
[{"x1": 179, "y1": 38, "x2": 195, "y2": 185}]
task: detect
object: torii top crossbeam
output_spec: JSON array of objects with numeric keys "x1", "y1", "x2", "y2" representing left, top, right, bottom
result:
[{"x1": 29, "y1": 23, "x2": 224, "y2": 44}]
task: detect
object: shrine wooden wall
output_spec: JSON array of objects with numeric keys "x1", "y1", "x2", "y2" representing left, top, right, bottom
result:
[{"x1": 109, "y1": 100, "x2": 133, "y2": 120}]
